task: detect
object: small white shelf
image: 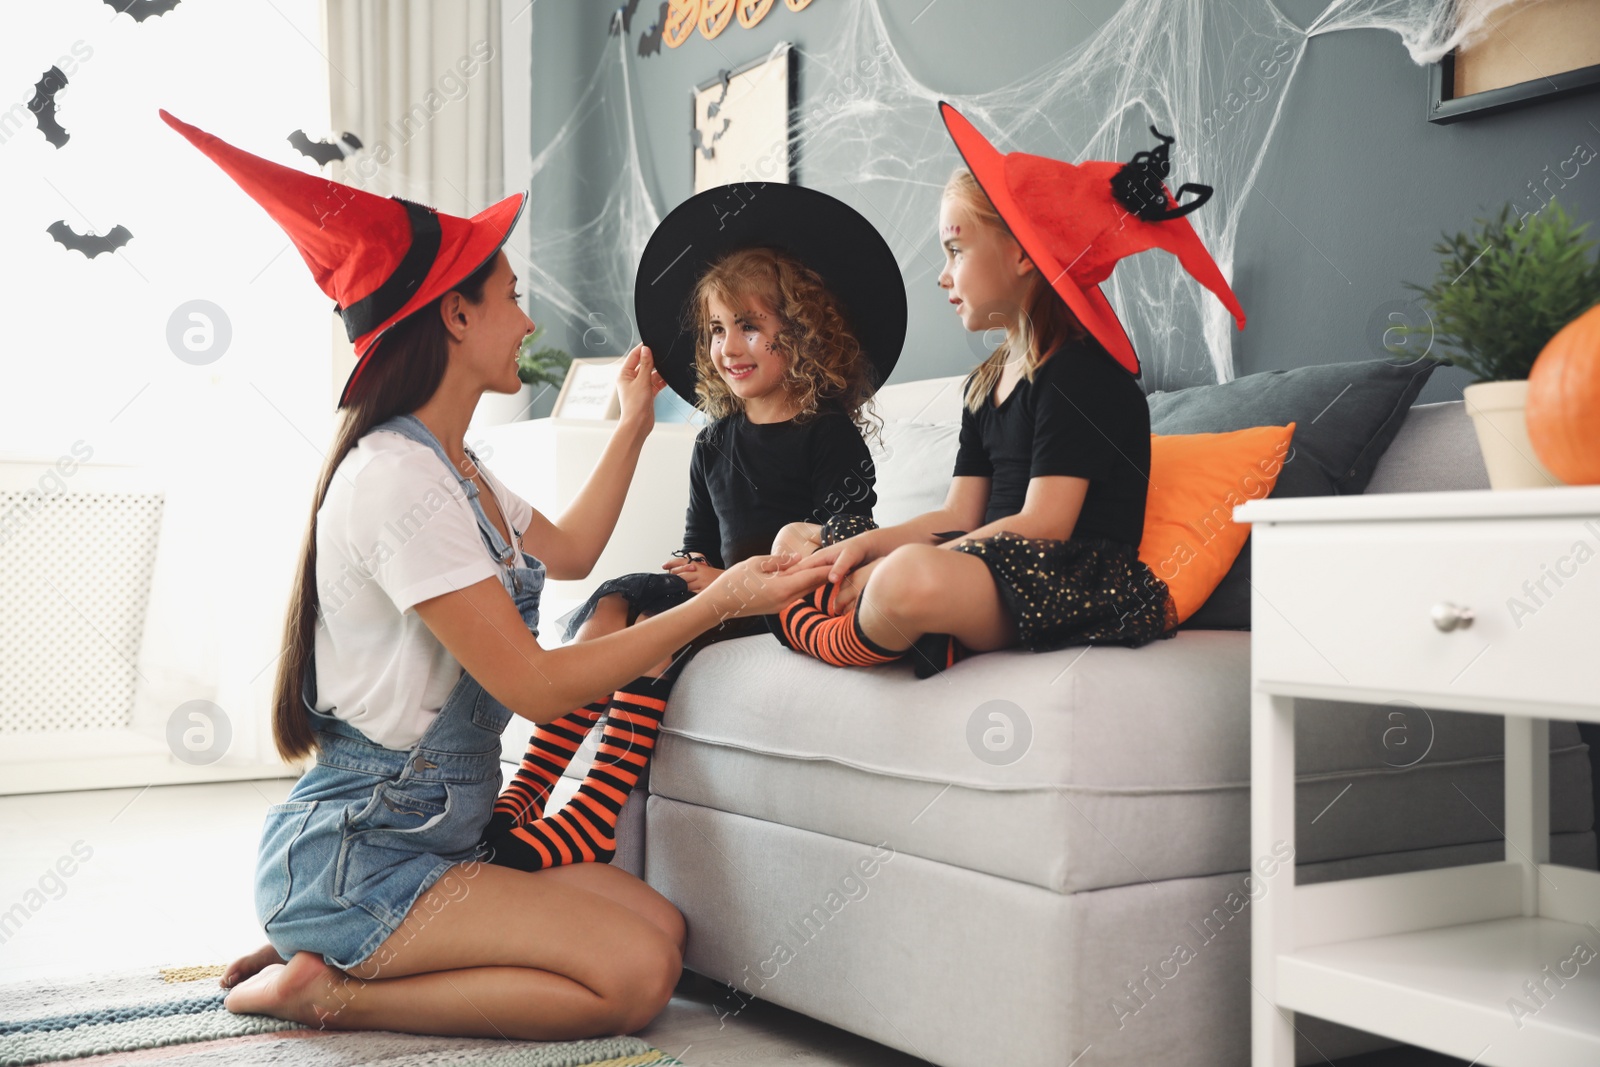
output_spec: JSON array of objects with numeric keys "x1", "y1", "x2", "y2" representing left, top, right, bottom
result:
[{"x1": 1278, "y1": 916, "x2": 1600, "y2": 1067}]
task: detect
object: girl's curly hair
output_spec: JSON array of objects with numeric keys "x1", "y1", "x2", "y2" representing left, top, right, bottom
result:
[{"x1": 688, "y1": 246, "x2": 881, "y2": 443}]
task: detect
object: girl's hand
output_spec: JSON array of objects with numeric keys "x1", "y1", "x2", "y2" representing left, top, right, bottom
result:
[
  {"x1": 771, "y1": 521, "x2": 823, "y2": 561},
  {"x1": 827, "y1": 557, "x2": 879, "y2": 614},
  {"x1": 662, "y1": 556, "x2": 723, "y2": 594},
  {"x1": 614, "y1": 344, "x2": 667, "y2": 430},
  {"x1": 702, "y1": 554, "x2": 827, "y2": 620},
  {"x1": 790, "y1": 529, "x2": 879, "y2": 585}
]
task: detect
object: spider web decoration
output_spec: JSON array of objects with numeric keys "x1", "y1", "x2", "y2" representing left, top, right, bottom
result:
[{"x1": 522, "y1": 0, "x2": 1524, "y2": 396}]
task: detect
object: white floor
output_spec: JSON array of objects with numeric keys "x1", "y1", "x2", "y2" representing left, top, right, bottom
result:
[
  {"x1": 0, "y1": 778, "x2": 927, "y2": 1066},
  {"x1": 0, "y1": 780, "x2": 1460, "y2": 1066},
  {"x1": 0, "y1": 778, "x2": 293, "y2": 985}
]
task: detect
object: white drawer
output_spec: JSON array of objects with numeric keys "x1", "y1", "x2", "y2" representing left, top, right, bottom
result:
[{"x1": 1249, "y1": 514, "x2": 1600, "y2": 714}]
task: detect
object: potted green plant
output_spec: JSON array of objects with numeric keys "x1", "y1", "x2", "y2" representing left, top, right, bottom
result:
[
  {"x1": 517, "y1": 328, "x2": 573, "y2": 391},
  {"x1": 1403, "y1": 198, "x2": 1600, "y2": 488},
  {"x1": 474, "y1": 327, "x2": 573, "y2": 425}
]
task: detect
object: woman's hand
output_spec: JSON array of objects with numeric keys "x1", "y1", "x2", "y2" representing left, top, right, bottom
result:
[
  {"x1": 613, "y1": 344, "x2": 667, "y2": 430},
  {"x1": 701, "y1": 554, "x2": 827, "y2": 621},
  {"x1": 662, "y1": 555, "x2": 724, "y2": 594}
]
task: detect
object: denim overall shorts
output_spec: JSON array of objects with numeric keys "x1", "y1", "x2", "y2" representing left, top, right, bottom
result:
[{"x1": 254, "y1": 413, "x2": 546, "y2": 971}]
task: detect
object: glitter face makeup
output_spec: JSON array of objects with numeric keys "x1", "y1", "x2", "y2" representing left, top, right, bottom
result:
[
  {"x1": 705, "y1": 291, "x2": 793, "y2": 422},
  {"x1": 937, "y1": 198, "x2": 1031, "y2": 336}
]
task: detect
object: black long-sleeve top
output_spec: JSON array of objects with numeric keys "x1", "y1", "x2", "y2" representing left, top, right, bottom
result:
[
  {"x1": 952, "y1": 338, "x2": 1151, "y2": 547},
  {"x1": 682, "y1": 408, "x2": 877, "y2": 569}
]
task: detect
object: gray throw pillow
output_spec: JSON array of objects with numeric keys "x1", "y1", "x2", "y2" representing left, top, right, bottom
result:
[{"x1": 1147, "y1": 358, "x2": 1437, "y2": 630}]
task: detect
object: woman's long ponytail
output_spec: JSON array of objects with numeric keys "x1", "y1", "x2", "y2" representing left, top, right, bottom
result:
[{"x1": 270, "y1": 256, "x2": 496, "y2": 762}]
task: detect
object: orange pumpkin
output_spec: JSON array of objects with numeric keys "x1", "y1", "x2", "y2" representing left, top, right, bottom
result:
[
  {"x1": 662, "y1": 0, "x2": 699, "y2": 48},
  {"x1": 1526, "y1": 302, "x2": 1600, "y2": 485},
  {"x1": 737, "y1": 0, "x2": 774, "y2": 27},
  {"x1": 784, "y1": 0, "x2": 814, "y2": 9},
  {"x1": 699, "y1": 0, "x2": 734, "y2": 39}
]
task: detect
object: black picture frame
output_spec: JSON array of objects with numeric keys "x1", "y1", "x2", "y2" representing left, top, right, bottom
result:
[{"x1": 1428, "y1": 50, "x2": 1600, "y2": 124}]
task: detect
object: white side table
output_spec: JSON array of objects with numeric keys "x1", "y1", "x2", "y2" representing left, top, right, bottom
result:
[{"x1": 1236, "y1": 486, "x2": 1600, "y2": 1067}]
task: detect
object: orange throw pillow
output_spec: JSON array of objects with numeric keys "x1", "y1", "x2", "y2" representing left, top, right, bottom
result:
[{"x1": 1138, "y1": 422, "x2": 1297, "y2": 625}]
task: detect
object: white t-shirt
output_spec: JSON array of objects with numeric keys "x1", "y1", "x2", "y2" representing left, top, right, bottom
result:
[{"x1": 310, "y1": 429, "x2": 534, "y2": 750}]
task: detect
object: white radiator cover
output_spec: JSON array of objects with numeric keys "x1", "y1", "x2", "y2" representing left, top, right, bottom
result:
[
  {"x1": 1, "y1": 458, "x2": 296, "y2": 793},
  {"x1": 0, "y1": 488, "x2": 164, "y2": 734}
]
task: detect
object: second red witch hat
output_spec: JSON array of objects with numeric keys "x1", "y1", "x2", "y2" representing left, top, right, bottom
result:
[
  {"x1": 158, "y1": 109, "x2": 526, "y2": 407},
  {"x1": 939, "y1": 101, "x2": 1245, "y2": 377}
]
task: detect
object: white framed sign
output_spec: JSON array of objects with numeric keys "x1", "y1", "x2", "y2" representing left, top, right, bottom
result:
[{"x1": 551, "y1": 357, "x2": 623, "y2": 420}]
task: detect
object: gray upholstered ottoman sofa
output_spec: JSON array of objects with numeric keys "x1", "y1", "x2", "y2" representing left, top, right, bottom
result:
[{"x1": 569, "y1": 368, "x2": 1597, "y2": 1067}]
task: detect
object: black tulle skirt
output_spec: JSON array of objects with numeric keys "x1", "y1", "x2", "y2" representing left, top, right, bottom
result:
[
  {"x1": 557, "y1": 571, "x2": 691, "y2": 643},
  {"x1": 555, "y1": 571, "x2": 772, "y2": 648},
  {"x1": 950, "y1": 531, "x2": 1178, "y2": 651},
  {"x1": 558, "y1": 514, "x2": 883, "y2": 646}
]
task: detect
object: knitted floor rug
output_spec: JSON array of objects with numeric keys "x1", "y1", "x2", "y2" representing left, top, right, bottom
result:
[{"x1": 0, "y1": 965, "x2": 683, "y2": 1067}]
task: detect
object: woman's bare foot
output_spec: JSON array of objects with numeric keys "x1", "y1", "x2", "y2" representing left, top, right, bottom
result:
[
  {"x1": 221, "y1": 942, "x2": 285, "y2": 989},
  {"x1": 223, "y1": 951, "x2": 356, "y2": 1029}
]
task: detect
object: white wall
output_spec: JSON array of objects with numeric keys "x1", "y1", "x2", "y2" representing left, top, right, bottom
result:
[{"x1": 3, "y1": 1, "x2": 334, "y2": 781}]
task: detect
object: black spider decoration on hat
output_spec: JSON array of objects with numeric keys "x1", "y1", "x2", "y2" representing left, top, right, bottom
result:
[{"x1": 1110, "y1": 126, "x2": 1213, "y2": 223}]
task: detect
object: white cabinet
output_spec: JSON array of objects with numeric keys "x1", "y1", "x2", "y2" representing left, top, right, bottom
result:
[
  {"x1": 470, "y1": 417, "x2": 699, "y2": 766},
  {"x1": 472, "y1": 416, "x2": 700, "y2": 620},
  {"x1": 1237, "y1": 486, "x2": 1600, "y2": 1067}
]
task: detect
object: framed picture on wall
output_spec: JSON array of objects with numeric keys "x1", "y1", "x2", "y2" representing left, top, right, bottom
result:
[
  {"x1": 551, "y1": 357, "x2": 623, "y2": 420},
  {"x1": 1428, "y1": 0, "x2": 1600, "y2": 123},
  {"x1": 691, "y1": 43, "x2": 797, "y2": 192}
]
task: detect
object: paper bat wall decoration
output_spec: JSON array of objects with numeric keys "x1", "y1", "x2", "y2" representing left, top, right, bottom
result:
[
  {"x1": 638, "y1": 1, "x2": 668, "y2": 56},
  {"x1": 692, "y1": 70, "x2": 733, "y2": 160},
  {"x1": 610, "y1": 0, "x2": 642, "y2": 35},
  {"x1": 288, "y1": 129, "x2": 364, "y2": 167},
  {"x1": 47, "y1": 221, "x2": 133, "y2": 259},
  {"x1": 102, "y1": 0, "x2": 183, "y2": 22},
  {"x1": 691, "y1": 118, "x2": 730, "y2": 160},
  {"x1": 28, "y1": 66, "x2": 70, "y2": 149}
]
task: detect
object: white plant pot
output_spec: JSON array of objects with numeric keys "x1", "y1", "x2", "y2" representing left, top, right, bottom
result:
[
  {"x1": 471, "y1": 383, "x2": 536, "y2": 428},
  {"x1": 1461, "y1": 379, "x2": 1563, "y2": 489}
]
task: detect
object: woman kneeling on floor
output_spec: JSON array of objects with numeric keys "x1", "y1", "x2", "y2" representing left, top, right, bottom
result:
[{"x1": 158, "y1": 109, "x2": 819, "y2": 1039}]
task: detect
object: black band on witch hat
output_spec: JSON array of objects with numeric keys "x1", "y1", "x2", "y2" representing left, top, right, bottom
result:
[{"x1": 337, "y1": 198, "x2": 443, "y2": 341}]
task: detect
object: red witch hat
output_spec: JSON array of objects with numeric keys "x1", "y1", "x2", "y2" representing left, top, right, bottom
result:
[
  {"x1": 939, "y1": 101, "x2": 1245, "y2": 377},
  {"x1": 158, "y1": 109, "x2": 526, "y2": 407}
]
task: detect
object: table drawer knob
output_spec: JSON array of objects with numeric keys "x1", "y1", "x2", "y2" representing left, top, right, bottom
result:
[{"x1": 1430, "y1": 602, "x2": 1474, "y2": 632}]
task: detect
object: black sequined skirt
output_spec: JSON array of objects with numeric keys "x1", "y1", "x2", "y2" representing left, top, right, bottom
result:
[
  {"x1": 812, "y1": 513, "x2": 879, "y2": 547},
  {"x1": 950, "y1": 532, "x2": 1178, "y2": 651}
]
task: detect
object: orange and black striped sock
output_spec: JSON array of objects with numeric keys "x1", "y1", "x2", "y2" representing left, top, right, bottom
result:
[
  {"x1": 771, "y1": 581, "x2": 827, "y2": 651},
  {"x1": 482, "y1": 674, "x2": 673, "y2": 870},
  {"x1": 776, "y1": 585, "x2": 906, "y2": 668},
  {"x1": 910, "y1": 632, "x2": 970, "y2": 678},
  {"x1": 492, "y1": 698, "x2": 610, "y2": 825}
]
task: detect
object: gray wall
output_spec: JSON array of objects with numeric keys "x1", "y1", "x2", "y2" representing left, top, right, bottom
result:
[{"x1": 528, "y1": 0, "x2": 1600, "y2": 405}]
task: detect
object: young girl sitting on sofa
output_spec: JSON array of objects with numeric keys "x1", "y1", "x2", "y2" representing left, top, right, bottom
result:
[
  {"x1": 773, "y1": 102, "x2": 1248, "y2": 677},
  {"x1": 482, "y1": 183, "x2": 906, "y2": 869}
]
